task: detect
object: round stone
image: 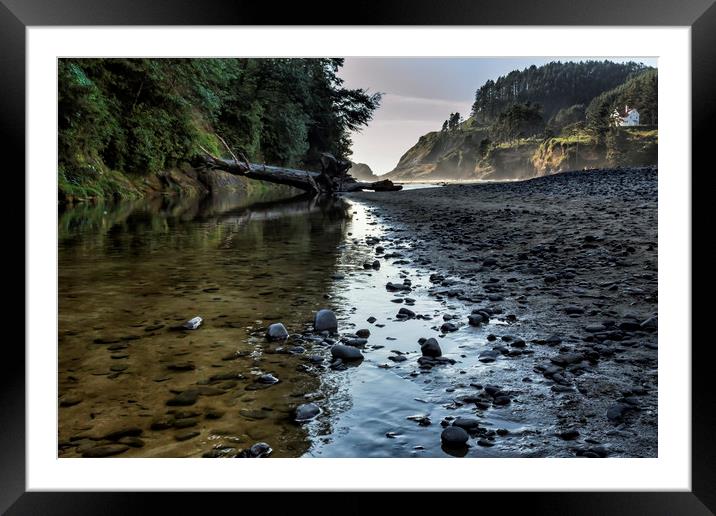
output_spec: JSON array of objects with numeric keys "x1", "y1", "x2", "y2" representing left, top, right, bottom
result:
[
  {"x1": 441, "y1": 426, "x2": 469, "y2": 447},
  {"x1": 330, "y1": 344, "x2": 364, "y2": 361},
  {"x1": 257, "y1": 373, "x2": 279, "y2": 385},
  {"x1": 421, "y1": 338, "x2": 442, "y2": 358},
  {"x1": 294, "y1": 402, "x2": 321, "y2": 422},
  {"x1": 314, "y1": 309, "x2": 338, "y2": 332},
  {"x1": 266, "y1": 323, "x2": 289, "y2": 341}
]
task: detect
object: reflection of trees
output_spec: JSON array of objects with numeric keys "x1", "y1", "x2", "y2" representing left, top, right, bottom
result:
[
  {"x1": 58, "y1": 191, "x2": 349, "y2": 255},
  {"x1": 59, "y1": 192, "x2": 353, "y2": 456}
]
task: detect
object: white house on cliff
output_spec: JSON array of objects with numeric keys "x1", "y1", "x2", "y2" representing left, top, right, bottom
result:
[{"x1": 612, "y1": 105, "x2": 640, "y2": 126}]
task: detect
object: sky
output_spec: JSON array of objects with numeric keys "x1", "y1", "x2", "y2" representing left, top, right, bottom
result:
[{"x1": 339, "y1": 57, "x2": 658, "y2": 175}]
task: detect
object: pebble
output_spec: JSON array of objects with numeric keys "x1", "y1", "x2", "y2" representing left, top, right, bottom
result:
[
  {"x1": 441, "y1": 322, "x2": 459, "y2": 333},
  {"x1": 468, "y1": 314, "x2": 484, "y2": 326},
  {"x1": 478, "y1": 350, "x2": 498, "y2": 363},
  {"x1": 386, "y1": 282, "x2": 411, "y2": 292},
  {"x1": 452, "y1": 417, "x2": 481, "y2": 432},
  {"x1": 240, "y1": 442, "x2": 273, "y2": 458},
  {"x1": 343, "y1": 338, "x2": 368, "y2": 347},
  {"x1": 173, "y1": 417, "x2": 199, "y2": 429},
  {"x1": 266, "y1": 323, "x2": 289, "y2": 341},
  {"x1": 100, "y1": 427, "x2": 142, "y2": 442},
  {"x1": 314, "y1": 309, "x2": 338, "y2": 332},
  {"x1": 82, "y1": 444, "x2": 130, "y2": 457},
  {"x1": 150, "y1": 416, "x2": 175, "y2": 430},
  {"x1": 203, "y1": 448, "x2": 237, "y2": 458},
  {"x1": 565, "y1": 306, "x2": 584, "y2": 315},
  {"x1": 175, "y1": 430, "x2": 200, "y2": 441},
  {"x1": 59, "y1": 395, "x2": 83, "y2": 407},
  {"x1": 183, "y1": 316, "x2": 203, "y2": 330},
  {"x1": 118, "y1": 436, "x2": 145, "y2": 447},
  {"x1": 585, "y1": 324, "x2": 607, "y2": 333},
  {"x1": 166, "y1": 390, "x2": 200, "y2": 406},
  {"x1": 167, "y1": 362, "x2": 195, "y2": 371},
  {"x1": 294, "y1": 403, "x2": 321, "y2": 422},
  {"x1": 257, "y1": 374, "x2": 279, "y2": 385},
  {"x1": 330, "y1": 344, "x2": 364, "y2": 361},
  {"x1": 441, "y1": 426, "x2": 469, "y2": 447},
  {"x1": 420, "y1": 338, "x2": 442, "y2": 358},
  {"x1": 398, "y1": 307, "x2": 416, "y2": 318},
  {"x1": 607, "y1": 403, "x2": 633, "y2": 422},
  {"x1": 558, "y1": 429, "x2": 580, "y2": 440}
]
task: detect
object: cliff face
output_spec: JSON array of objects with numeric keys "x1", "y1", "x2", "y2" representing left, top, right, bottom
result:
[
  {"x1": 384, "y1": 126, "x2": 657, "y2": 182},
  {"x1": 348, "y1": 163, "x2": 380, "y2": 182},
  {"x1": 385, "y1": 128, "x2": 491, "y2": 181}
]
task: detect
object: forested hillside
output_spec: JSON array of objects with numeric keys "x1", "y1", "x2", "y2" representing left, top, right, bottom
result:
[
  {"x1": 58, "y1": 58, "x2": 380, "y2": 202},
  {"x1": 471, "y1": 60, "x2": 648, "y2": 125},
  {"x1": 586, "y1": 68, "x2": 658, "y2": 140},
  {"x1": 386, "y1": 61, "x2": 657, "y2": 181}
]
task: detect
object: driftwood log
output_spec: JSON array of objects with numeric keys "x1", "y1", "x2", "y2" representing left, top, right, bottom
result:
[{"x1": 196, "y1": 143, "x2": 401, "y2": 195}]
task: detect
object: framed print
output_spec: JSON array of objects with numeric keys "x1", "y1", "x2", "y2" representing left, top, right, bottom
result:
[{"x1": 4, "y1": 0, "x2": 712, "y2": 513}]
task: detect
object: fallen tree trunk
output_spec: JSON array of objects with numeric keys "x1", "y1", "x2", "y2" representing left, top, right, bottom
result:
[{"x1": 196, "y1": 150, "x2": 402, "y2": 194}]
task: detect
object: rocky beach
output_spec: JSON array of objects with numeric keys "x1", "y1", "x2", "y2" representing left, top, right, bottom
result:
[{"x1": 350, "y1": 166, "x2": 658, "y2": 457}]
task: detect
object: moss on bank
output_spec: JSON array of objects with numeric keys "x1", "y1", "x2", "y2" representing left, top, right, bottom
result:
[
  {"x1": 57, "y1": 160, "x2": 289, "y2": 205},
  {"x1": 58, "y1": 165, "x2": 143, "y2": 204},
  {"x1": 58, "y1": 58, "x2": 381, "y2": 205}
]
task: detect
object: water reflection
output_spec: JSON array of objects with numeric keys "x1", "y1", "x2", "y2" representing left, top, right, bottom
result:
[
  {"x1": 58, "y1": 190, "x2": 351, "y2": 458},
  {"x1": 59, "y1": 186, "x2": 539, "y2": 459}
]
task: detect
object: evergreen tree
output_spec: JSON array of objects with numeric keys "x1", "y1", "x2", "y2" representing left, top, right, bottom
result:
[
  {"x1": 471, "y1": 60, "x2": 651, "y2": 125},
  {"x1": 58, "y1": 58, "x2": 382, "y2": 179}
]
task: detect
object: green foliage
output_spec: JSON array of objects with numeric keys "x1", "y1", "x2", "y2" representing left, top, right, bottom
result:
[
  {"x1": 58, "y1": 165, "x2": 141, "y2": 202},
  {"x1": 491, "y1": 102, "x2": 545, "y2": 141},
  {"x1": 58, "y1": 58, "x2": 381, "y2": 196},
  {"x1": 586, "y1": 69, "x2": 658, "y2": 142},
  {"x1": 548, "y1": 104, "x2": 586, "y2": 132},
  {"x1": 605, "y1": 126, "x2": 658, "y2": 167},
  {"x1": 471, "y1": 60, "x2": 650, "y2": 124},
  {"x1": 440, "y1": 112, "x2": 463, "y2": 132},
  {"x1": 58, "y1": 61, "x2": 114, "y2": 170}
]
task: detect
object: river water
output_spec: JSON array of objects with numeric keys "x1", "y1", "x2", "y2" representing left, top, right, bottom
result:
[{"x1": 59, "y1": 188, "x2": 540, "y2": 458}]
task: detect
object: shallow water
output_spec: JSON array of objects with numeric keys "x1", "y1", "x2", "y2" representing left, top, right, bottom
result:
[
  {"x1": 391, "y1": 182, "x2": 443, "y2": 191},
  {"x1": 59, "y1": 188, "x2": 545, "y2": 458}
]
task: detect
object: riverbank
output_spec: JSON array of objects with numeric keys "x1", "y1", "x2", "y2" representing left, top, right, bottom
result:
[
  {"x1": 350, "y1": 166, "x2": 658, "y2": 457},
  {"x1": 57, "y1": 166, "x2": 658, "y2": 458},
  {"x1": 58, "y1": 165, "x2": 298, "y2": 205}
]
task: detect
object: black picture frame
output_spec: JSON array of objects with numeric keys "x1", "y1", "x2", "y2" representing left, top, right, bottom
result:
[{"x1": 4, "y1": 0, "x2": 711, "y2": 513}]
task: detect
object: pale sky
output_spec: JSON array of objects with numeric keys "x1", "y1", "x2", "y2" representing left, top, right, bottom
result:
[{"x1": 339, "y1": 57, "x2": 657, "y2": 175}]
